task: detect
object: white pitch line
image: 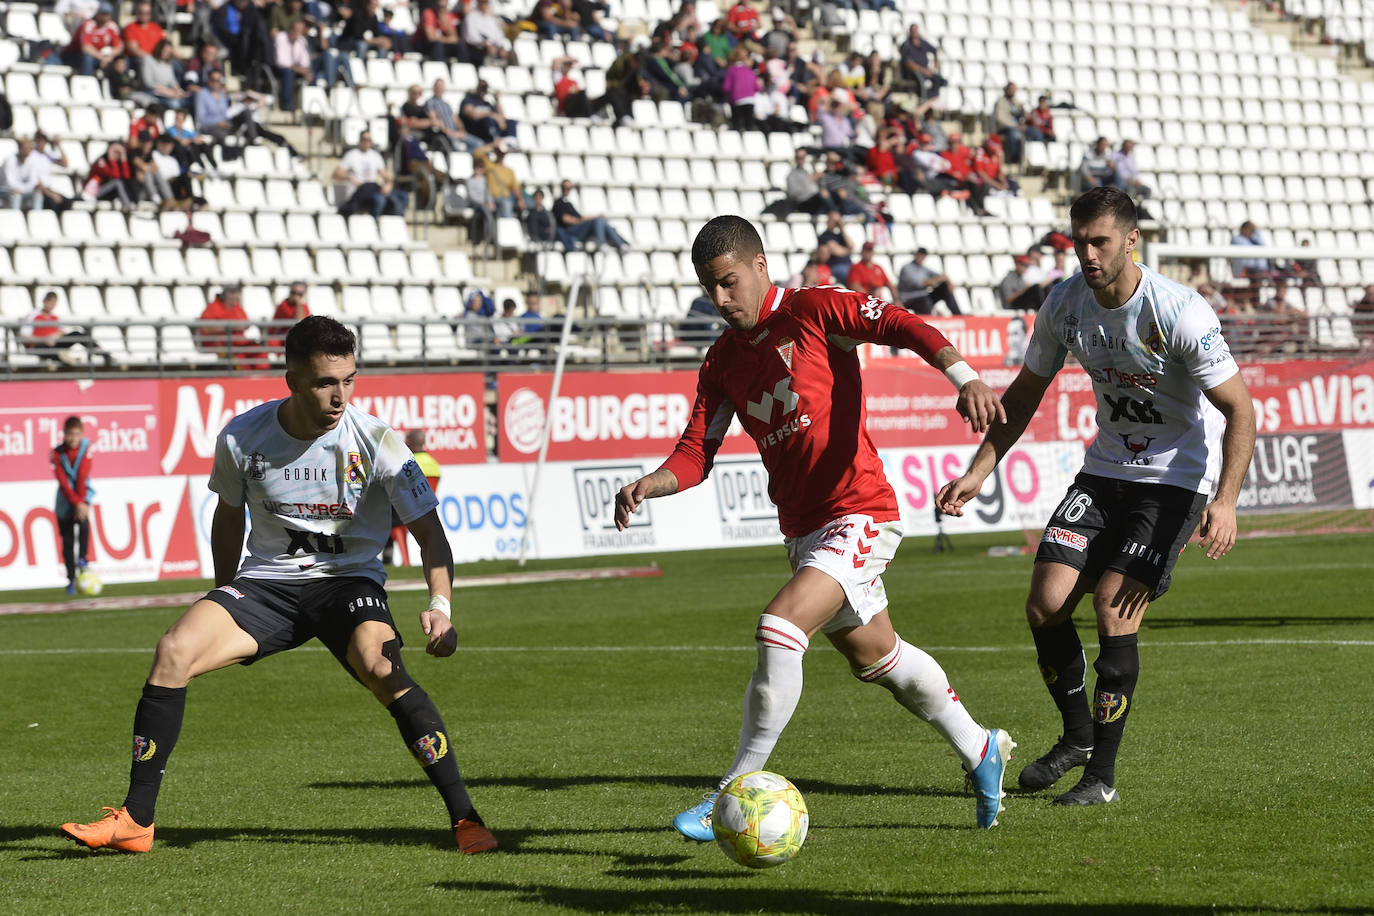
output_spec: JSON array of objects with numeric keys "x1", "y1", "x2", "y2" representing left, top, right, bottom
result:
[{"x1": 1, "y1": 638, "x2": 1371, "y2": 657}]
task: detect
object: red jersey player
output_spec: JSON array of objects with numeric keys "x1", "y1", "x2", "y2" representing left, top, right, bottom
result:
[{"x1": 614, "y1": 216, "x2": 1015, "y2": 836}]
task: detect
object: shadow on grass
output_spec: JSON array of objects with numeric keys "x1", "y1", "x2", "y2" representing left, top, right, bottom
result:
[
  {"x1": 306, "y1": 773, "x2": 968, "y2": 800},
  {"x1": 1142, "y1": 615, "x2": 1374, "y2": 629},
  {"x1": 432, "y1": 880, "x2": 1374, "y2": 915}
]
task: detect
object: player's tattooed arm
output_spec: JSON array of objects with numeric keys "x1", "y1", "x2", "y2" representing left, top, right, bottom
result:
[
  {"x1": 936, "y1": 367, "x2": 1052, "y2": 516},
  {"x1": 614, "y1": 468, "x2": 679, "y2": 531}
]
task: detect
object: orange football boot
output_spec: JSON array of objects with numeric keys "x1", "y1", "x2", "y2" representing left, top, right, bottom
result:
[
  {"x1": 453, "y1": 818, "x2": 498, "y2": 854},
  {"x1": 61, "y1": 806, "x2": 154, "y2": 852}
]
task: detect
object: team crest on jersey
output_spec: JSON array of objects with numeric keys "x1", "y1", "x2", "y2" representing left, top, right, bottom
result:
[
  {"x1": 776, "y1": 337, "x2": 795, "y2": 371},
  {"x1": 859, "y1": 296, "x2": 886, "y2": 321},
  {"x1": 346, "y1": 451, "x2": 364, "y2": 483},
  {"x1": 1063, "y1": 313, "x2": 1079, "y2": 345},
  {"x1": 1093, "y1": 690, "x2": 1128, "y2": 723},
  {"x1": 1142, "y1": 321, "x2": 1166, "y2": 357},
  {"x1": 411, "y1": 730, "x2": 449, "y2": 766},
  {"x1": 246, "y1": 451, "x2": 267, "y2": 480},
  {"x1": 133, "y1": 735, "x2": 157, "y2": 762}
]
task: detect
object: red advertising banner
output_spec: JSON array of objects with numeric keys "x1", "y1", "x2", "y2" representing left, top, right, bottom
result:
[
  {"x1": 858, "y1": 314, "x2": 1038, "y2": 371},
  {"x1": 2, "y1": 372, "x2": 488, "y2": 483}
]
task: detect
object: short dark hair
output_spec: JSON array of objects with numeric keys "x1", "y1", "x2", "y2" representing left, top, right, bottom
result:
[
  {"x1": 691, "y1": 215, "x2": 764, "y2": 266},
  {"x1": 1070, "y1": 186, "x2": 1137, "y2": 231},
  {"x1": 63, "y1": 415, "x2": 83, "y2": 432},
  {"x1": 284, "y1": 315, "x2": 356, "y2": 368}
]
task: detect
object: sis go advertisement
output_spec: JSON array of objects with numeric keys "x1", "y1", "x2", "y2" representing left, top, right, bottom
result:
[{"x1": 3, "y1": 349, "x2": 1374, "y2": 589}]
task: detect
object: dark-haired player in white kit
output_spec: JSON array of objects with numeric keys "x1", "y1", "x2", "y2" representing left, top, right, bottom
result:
[
  {"x1": 938, "y1": 187, "x2": 1256, "y2": 805},
  {"x1": 617, "y1": 215, "x2": 1016, "y2": 837},
  {"x1": 61, "y1": 316, "x2": 499, "y2": 854}
]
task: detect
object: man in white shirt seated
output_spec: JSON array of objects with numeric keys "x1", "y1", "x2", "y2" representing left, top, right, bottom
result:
[
  {"x1": 331, "y1": 131, "x2": 410, "y2": 217},
  {"x1": 460, "y1": 0, "x2": 511, "y2": 65}
]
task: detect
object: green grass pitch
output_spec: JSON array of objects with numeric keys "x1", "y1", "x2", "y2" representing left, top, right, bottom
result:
[{"x1": 2, "y1": 531, "x2": 1372, "y2": 915}]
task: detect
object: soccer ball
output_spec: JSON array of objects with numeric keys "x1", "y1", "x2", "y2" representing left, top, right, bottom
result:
[
  {"x1": 75, "y1": 568, "x2": 103, "y2": 596},
  {"x1": 712, "y1": 771, "x2": 809, "y2": 869}
]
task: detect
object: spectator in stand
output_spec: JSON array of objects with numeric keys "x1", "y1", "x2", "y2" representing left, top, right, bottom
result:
[
  {"x1": 898, "y1": 24, "x2": 944, "y2": 98},
  {"x1": 770, "y1": 148, "x2": 859, "y2": 217},
  {"x1": 722, "y1": 47, "x2": 758, "y2": 128},
  {"x1": 465, "y1": 153, "x2": 495, "y2": 240},
  {"x1": 817, "y1": 97, "x2": 857, "y2": 159},
  {"x1": 377, "y1": 8, "x2": 413, "y2": 54},
  {"x1": 525, "y1": 189, "x2": 555, "y2": 242},
  {"x1": 1352, "y1": 285, "x2": 1374, "y2": 346},
  {"x1": 785, "y1": 41, "x2": 821, "y2": 102},
  {"x1": 479, "y1": 145, "x2": 522, "y2": 218},
  {"x1": 123, "y1": 2, "x2": 165, "y2": 60},
  {"x1": 1046, "y1": 248, "x2": 1070, "y2": 283},
  {"x1": 27, "y1": 133, "x2": 74, "y2": 212},
  {"x1": 900, "y1": 131, "x2": 955, "y2": 196},
  {"x1": 701, "y1": 17, "x2": 732, "y2": 65},
  {"x1": 491, "y1": 298, "x2": 523, "y2": 361},
  {"x1": 751, "y1": 72, "x2": 801, "y2": 133},
  {"x1": 21, "y1": 291, "x2": 109, "y2": 363},
  {"x1": 1021, "y1": 246, "x2": 1048, "y2": 285},
  {"x1": 866, "y1": 126, "x2": 903, "y2": 187},
  {"x1": 213, "y1": 0, "x2": 272, "y2": 78},
  {"x1": 553, "y1": 178, "x2": 629, "y2": 251},
  {"x1": 791, "y1": 256, "x2": 830, "y2": 288},
  {"x1": 1, "y1": 138, "x2": 40, "y2": 210},
  {"x1": 338, "y1": 0, "x2": 393, "y2": 58},
  {"x1": 520, "y1": 291, "x2": 547, "y2": 347},
  {"x1": 940, "y1": 132, "x2": 991, "y2": 216},
  {"x1": 531, "y1": 0, "x2": 581, "y2": 40},
  {"x1": 1231, "y1": 220, "x2": 1269, "y2": 278},
  {"x1": 643, "y1": 38, "x2": 692, "y2": 104},
  {"x1": 997, "y1": 254, "x2": 1053, "y2": 311},
  {"x1": 182, "y1": 42, "x2": 224, "y2": 92},
  {"x1": 761, "y1": 7, "x2": 797, "y2": 58},
  {"x1": 85, "y1": 140, "x2": 137, "y2": 208},
  {"x1": 397, "y1": 122, "x2": 443, "y2": 212},
  {"x1": 140, "y1": 40, "x2": 191, "y2": 111},
  {"x1": 460, "y1": 81, "x2": 518, "y2": 145},
  {"x1": 194, "y1": 71, "x2": 301, "y2": 157},
  {"x1": 416, "y1": 0, "x2": 465, "y2": 62},
  {"x1": 897, "y1": 248, "x2": 960, "y2": 315},
  {"x1": 333, "y1": 130, "x2": 410, "y2": 217},
  {"x1": 552, "y1": 57, "x2": 623, "y2": 121},
  {"x1": 847, "y1": 243, "x2": 894, "y2": 298},
  {"x1": 269, "y1": 0, "x2": 304, "y2": 35},
  {"x1": 571, "y1": 0, "x2": 611, "y2": 42},
  {"x1": 149, "y1": 133, "x2": 190, "y2": 208},
  {"x1": 129, "y1": 105, "x2": 164, "y2": 143},
  {"x1": 974, "y1": 135, "x2": 1018, "y2": 195},
  {"x1": 817, "y1": 210, "x2": 855, "y2": 285},
  {"x1": 1077, "y1": 136, "x2": 1116, "y2": 190},
  {"x1": 198, "y1": 283, "x2": 265, "y2": 366},
  {"x1": 861, "y1": 50, "x2": 892, "y2": 103},
  {"x1": 1026, "y1": 95, "x2": 1055, "y2": 141},
  {"x1": 916, "y1": 107, "x2": 948, "y2": 152},
  {"x1": 726, "y1": 0, "x2": 760, "y2": 46},
  {"x1": 1110, "y1": 139, "x2": 1151, "y2": 201},
  {"x1": 166, "y1": 107, "x2": 216, "y2": 172},
  {"x1": 105, "y1": 54, "x2": 139, "y2": 103},
  {"x1": 129, "y1": 130, "x2": 173, "y2": 208},
  {"x1": 682, "y1": 292, "x2": 723, "y2": 346},
  {"x1": 267, "y1": 282, "x2": 311, "y2": 347},
  {"x1": 63, "y1": 2, "x2": 123, "y2": 78},
  {"x1": 991, "y1": 82, "x2": 1026, "y2": 165},
  {"x1": 274, "y1": 19, "x2": 313, "y2": 111},
  {"x1": 425, "y1": 80, "x2": 481, "y2": 153},
  {"x1": 462, "y1": 0, "x2": 513, "y2": 63},
  {"x1": 1287, "y1": 238, "x2": 1321, "y2": 287}
]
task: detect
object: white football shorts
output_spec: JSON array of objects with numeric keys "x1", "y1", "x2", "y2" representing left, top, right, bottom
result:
[{"x1": 784, "y1": 513, "x2": 904, "y2": 633}]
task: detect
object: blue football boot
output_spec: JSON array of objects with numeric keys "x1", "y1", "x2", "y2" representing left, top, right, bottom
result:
[
  {"x1": 672, "y1": 791, "x2": 718, "y2": 842},
  {"x1": 968, "y1": 728, "x2": 1016, "y2": 828}
]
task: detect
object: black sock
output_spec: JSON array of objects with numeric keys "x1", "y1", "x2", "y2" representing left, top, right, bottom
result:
[
  {"x1": 122, "y1": 683, "x2": 187, "y2": 827},
  {"x1": 1030, "y1": 621, "x2": 1093, "y2": 748},
  {"x1": 388, "y1": 687, "x2": 477, "y2": 826},
  {"x1": 1084, "y1": 633, "x2": 1140, "y2": 786}
]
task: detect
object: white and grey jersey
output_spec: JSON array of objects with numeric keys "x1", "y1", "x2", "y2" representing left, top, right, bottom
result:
[
  {"x1": 1023, "y1": 264, "x2": 1239, "y2": 494},
  {"x1": 208, "y1": 400, "x2": 438, "y2": 583}
]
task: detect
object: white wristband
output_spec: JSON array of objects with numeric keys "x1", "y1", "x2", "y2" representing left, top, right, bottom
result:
[
  {"x1": 944, "y1": 360, "x2": 980, "y2": 390},
  {"x1": 427, "y1": 594, "x2": 452, "y2": 619}
]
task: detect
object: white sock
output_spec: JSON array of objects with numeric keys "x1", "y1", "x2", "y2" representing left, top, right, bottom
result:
[
  {"x1": 719, "y1": 614, "x2": 808, "y2": 789},
  {"x1": 854, "y1": 638, "x2": 988, "y2": 771}
]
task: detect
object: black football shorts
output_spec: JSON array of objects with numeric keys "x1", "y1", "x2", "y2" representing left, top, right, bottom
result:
[
  {"x1": 203, "y1": 576, "x2": 402, "y2": 670},
  {"x1": 1035, "y1": 472, "x2": 1209, "y2": 599}
]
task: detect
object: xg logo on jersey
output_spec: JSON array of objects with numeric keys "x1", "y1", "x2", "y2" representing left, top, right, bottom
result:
[{"x1": 1105, "y1": 394, "x2": 1164, "y2": 424}]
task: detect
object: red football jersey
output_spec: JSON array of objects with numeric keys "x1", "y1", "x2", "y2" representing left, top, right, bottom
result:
[{"x1": 660, "y1": 285, "x2": 953, "y2": 537}]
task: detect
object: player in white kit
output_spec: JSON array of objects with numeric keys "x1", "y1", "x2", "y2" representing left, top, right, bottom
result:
[
  {"x1": 937, "y1": 188, "x2": 1256, "y2": 805},
  {"x1": 61, "y1": 317, "x2": 498, "y2": 854}
]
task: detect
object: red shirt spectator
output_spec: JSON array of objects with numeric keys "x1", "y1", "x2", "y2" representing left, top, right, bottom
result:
[
  {"x1": 68, "y1": 16, "x2": 124, "y2": 55},
  {"x1": 865, "y1": 143, "x2": 896, "y2": 183},
  {"x1": 846, "y1": 245, "x2": 892, "y2": 296},
  {"x1": 554, "y1": 72, "x2": 580, "y2": 115},
  {"x1": 199, "y1": 286, "x2": 267, "y2": 369},
  {"x1": 123, "y1": 4, "x2": 165, "y2": 57},
  {"x1": 941, "y1": 136, "x2": 976, "y2": 182},
  {"x1": 268, "y1": 286, "x2": 311, "y2": 347},
  {"x1": 129, "y1": 112, "x2": 163, "y2": 143},
  {"x1": 88, "y1": 151, "x2": 132, "y2": 185},
  {"x1": 727, "y1": 0, "x2": 760, "y2": 40},
  {"x1": 1027, "y1": 98, "x2": 1055, "y2": 140}
]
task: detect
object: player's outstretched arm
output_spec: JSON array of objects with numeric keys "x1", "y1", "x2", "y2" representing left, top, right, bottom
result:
[
  {"x1": 1197, "y1": 373, "x2": 1256, "y2": 560},
  {"x1": 614, "y1": 468, "x2": 679, "y2": 531},
  {"x1": 936, "y1": 367, "x2": 1053, "y2": 517},
  {"x1": 209, "y1": 498, "x2": 246, "y2": 587},
  {"x1": 927, "y1": 344, "x2": 1007, "y2": 434},
  {"x1": 407, "y1": 509, "x2": 458, "y2": 657}
]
